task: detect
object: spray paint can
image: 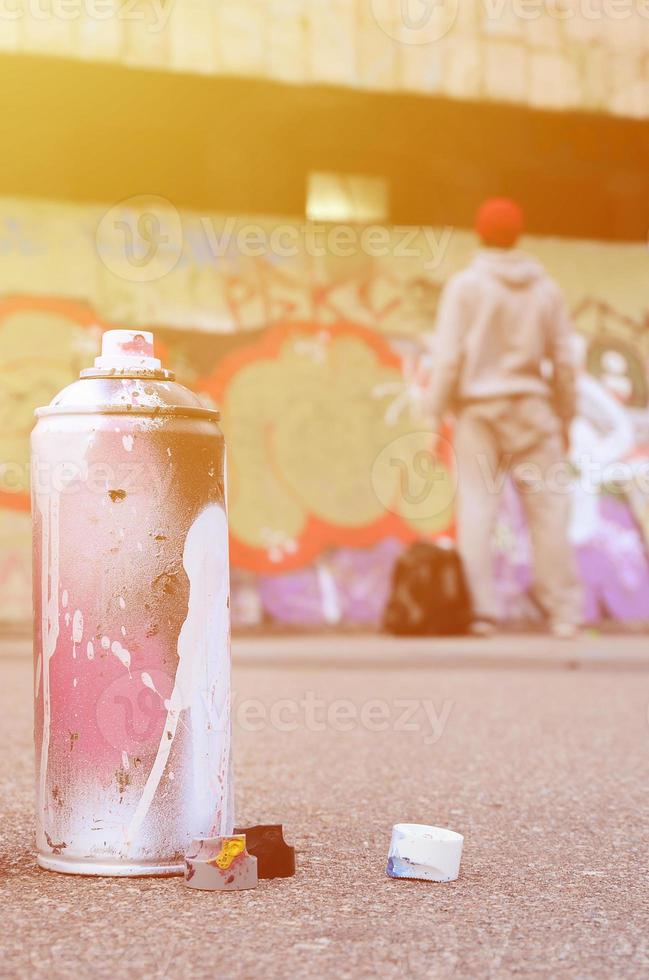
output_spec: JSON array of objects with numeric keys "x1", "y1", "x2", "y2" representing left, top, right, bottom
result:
[{"x1": 31, "y1": 330, "x2": 232, "y2": 876}]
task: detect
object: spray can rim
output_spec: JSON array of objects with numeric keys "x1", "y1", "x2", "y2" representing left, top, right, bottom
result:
[
  {"x1": 79, "y1": 367, "x2": 176, "y2": 381},
  {"x1": 35, "y1": 404, "x2": 220, "y2": 420}
]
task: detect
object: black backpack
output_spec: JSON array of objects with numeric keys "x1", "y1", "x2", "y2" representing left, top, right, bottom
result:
[{"x1": 383, "y1": 541, "x2": 473, "y2": 637}]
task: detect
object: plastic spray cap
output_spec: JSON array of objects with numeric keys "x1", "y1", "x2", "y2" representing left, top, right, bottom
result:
[
  {"x1": 386, "y1": 824, "x2": 464, "y2": 882},
  {"x1": 94, "y1": 330, "x2": 162, "y2": 371}
]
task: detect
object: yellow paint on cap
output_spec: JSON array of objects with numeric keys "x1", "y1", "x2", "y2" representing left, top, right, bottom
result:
[{"x1": 210, "y1": 836, "x2": 246, "y2": 871}]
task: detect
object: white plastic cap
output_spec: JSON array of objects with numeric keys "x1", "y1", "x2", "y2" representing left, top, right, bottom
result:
[
  {"x1": 387, "y1": 824, "x2": 464, "y2": 882},
  {"x1": 95, "y1": 330, "x2": 162, "y2": 371}
]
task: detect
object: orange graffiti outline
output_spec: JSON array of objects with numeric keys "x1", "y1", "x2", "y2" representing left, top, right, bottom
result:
[{"x1": 199, "y1": 320, "x2": 422, "y2": 574}]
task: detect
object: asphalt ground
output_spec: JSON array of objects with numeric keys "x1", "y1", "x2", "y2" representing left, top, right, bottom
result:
[{"x1": 1, "y1": 636, "x2": 649, "y2": 979}]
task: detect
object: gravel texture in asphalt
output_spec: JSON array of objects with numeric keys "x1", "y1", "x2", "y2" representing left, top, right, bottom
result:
[{"x1": 2, "y1": 642, "x2": 649, "y2": 979}]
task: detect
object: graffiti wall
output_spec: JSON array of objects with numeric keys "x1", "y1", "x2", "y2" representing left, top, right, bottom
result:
[{"x1": 1, "y1": 197, "x2": 648, "y2": 627}]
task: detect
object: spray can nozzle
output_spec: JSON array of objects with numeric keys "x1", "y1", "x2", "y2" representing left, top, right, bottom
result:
[{"x1": 94, "y1": 330, "x2": 162, "y2": 371}]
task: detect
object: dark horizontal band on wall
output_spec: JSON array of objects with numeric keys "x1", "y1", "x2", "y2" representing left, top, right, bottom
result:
[{"x1": 1, "y1": 53, "x2": 648, "y2": 242}]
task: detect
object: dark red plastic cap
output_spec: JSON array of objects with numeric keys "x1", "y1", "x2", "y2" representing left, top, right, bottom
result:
[{"x1": 234, "y1": 825, "x2": 296, "y2": 879}]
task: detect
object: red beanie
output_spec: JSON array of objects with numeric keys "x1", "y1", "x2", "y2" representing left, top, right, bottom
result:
[{"x1": 475, "y1": 198, "x2": 525, "y2": 248}]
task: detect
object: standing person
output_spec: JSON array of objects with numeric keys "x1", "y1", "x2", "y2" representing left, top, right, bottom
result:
[{"x1": 428, "y1": 198, "x2": 582, "y2": 638}]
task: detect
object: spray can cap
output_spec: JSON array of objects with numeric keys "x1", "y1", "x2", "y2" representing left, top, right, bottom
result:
[{"x1": 94, "y1": 330, "x2": 162, "y2": 371}]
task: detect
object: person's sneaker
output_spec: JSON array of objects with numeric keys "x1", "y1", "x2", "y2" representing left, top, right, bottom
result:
[
  {"x1": 551, "y1": 622, "x2": 580, "y2": 641},
  {"x1": 470, "y1": 620, "x2": 497, "y2": 638}
]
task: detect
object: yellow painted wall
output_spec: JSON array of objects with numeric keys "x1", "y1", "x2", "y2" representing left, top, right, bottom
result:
[{"x1": 0, "y1": 0, "x2": 648, "y2": 117}]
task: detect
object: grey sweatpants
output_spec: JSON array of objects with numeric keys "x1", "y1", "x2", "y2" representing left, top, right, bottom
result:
[{"x1": 454, "y1": 395, "x2": 582, "y2": 626}]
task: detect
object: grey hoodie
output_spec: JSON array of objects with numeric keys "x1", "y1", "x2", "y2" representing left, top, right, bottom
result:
[{"x1": 427, "y1": 249, "x2": 577, "y2": 424}]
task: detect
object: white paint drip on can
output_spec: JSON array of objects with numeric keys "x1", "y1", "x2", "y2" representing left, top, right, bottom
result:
[
  {"x1": 35, "y1": 652, "x2": 42, "y2": 699},
  {"x1": 141, "y1": 671, "x2": 155, "y2": 692},
  {"x1": 72, "y1": 610, "x2": 84, "y2": 643},
  {"x1": 36, "y1": 493, "x2": 61, "y2": 838},
  {"x1": 72, "y1": 609, "x2": 84, "y2": 659},
  {"x1": 111, "y1": 641, "x2": 131, "y2": 675},
  {"x1": 126, "y1": 504, "x2": 230, "y2": 847}
]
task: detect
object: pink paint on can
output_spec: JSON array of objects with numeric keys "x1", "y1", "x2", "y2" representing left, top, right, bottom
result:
[{"x1": 31, "y1": 330, "x2": 233, "y2": 876}]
